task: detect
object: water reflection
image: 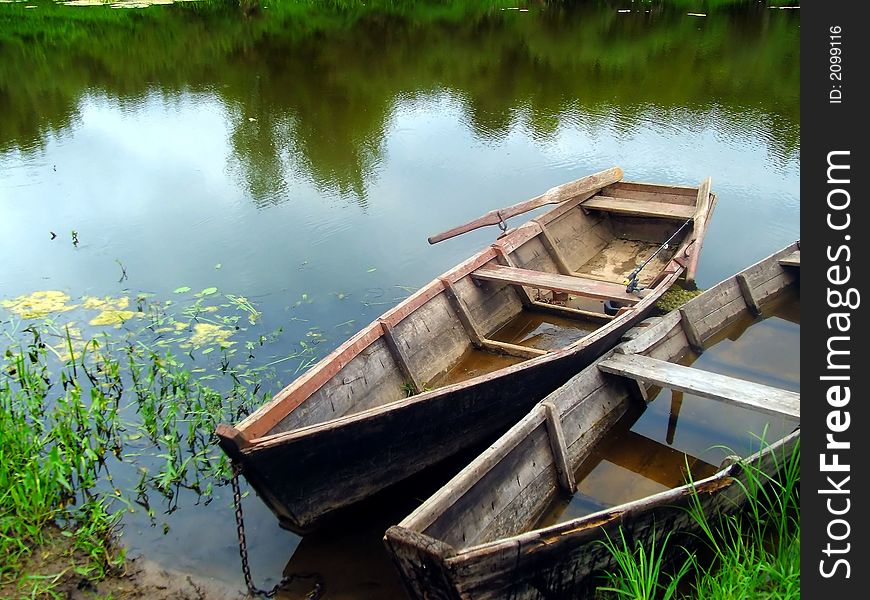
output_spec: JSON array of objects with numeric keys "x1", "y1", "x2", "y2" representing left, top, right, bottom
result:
[{"x1": 1, "y1": 1, "x2": 798, "y2": 205}]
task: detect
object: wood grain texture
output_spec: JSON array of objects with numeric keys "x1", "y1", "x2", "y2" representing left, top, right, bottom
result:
[
  {"x1": 542, "y1": 401, "x2": 576, "y2": 494},
  {"x1": 532, "y1": 221, "x2": 573, "y2": 275},
  {"x1": 685, "y1": 178, "x2": 713, "y2": 282},
  {"x1": 581, "y1": 196, "x2": 697, "y2": 220},
  {"x1": 472, "y1": 264, "x2": 640, "y2": 304},
  {"x1": 779, "y1": 251, "x2": 800, "y2": 267},
  {"x1": 598, "y1": 353, "x2": 800, "y2": 419}
]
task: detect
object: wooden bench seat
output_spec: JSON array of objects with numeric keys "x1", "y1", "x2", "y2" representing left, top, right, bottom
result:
[
  {"x1": 597, "y1": 353, "x2": 800, "y2": 420},
  {"x1": 471, "y1": 264, "x2": 640, "y2": 304},
  {"x1": 581, "y1": 195, "x2": 696, "y2": 220}
]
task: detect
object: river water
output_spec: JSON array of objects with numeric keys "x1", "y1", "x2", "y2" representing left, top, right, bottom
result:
[{"x1": 0, "y1": 1, "x2": 799, "y2": 597}]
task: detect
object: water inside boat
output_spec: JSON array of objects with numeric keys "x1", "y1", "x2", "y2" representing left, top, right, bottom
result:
[
  {"x1": 489, "y1": 311, "x2": 600, "y2": 351},
  {"x1": 425, "y1": 348, "x2": 524, "y2": 388},
  {"x1": 534, "y1": 287, "x2": 799, "y2": 528}
]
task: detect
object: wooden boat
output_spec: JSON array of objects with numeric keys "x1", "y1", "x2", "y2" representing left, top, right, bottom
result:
[
  {"x1": 384, "y1": 242, "x2": 800, "y2": 600},
  {"x1": 216, "y1": 166, "x2": 717, "y2": 534}
]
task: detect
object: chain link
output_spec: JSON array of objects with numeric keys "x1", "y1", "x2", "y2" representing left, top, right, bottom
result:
[{"x1": 231, "y1": 462, "x2": 324, "y2": 599}]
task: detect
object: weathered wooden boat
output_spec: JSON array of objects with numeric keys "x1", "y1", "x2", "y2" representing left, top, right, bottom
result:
[
  {"x1": 384, "y1": 242, "x2": 800, "y2": 600},
  {"x1": 216, "y1": 166, "x2": 717, "y2": 534}
]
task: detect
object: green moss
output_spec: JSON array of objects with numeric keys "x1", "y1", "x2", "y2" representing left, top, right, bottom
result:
[{"x1": 655, "y1": 285, "x2": 704, "y2": 314}]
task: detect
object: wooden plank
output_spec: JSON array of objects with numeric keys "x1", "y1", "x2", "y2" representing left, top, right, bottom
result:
[
  {"x1": 491, "y1": 247, "x2": 535, "y2": 307},
  {"x1": 607, "y1": 181, "x2": 699, "y2": 197},
  {"x1": 615, "y1": 311, "x2": 682, "y2": 355},
  {"x1": 383, "y1": 526, "x2": 460, "y2": 600},
  {"x1": 679, "y1": 307, "x2": 704, "y2": 354},
  {"x1": 400, "y1": 408, "x2": 548, "y2": 533},
  {"x1": 471, "y1": 264, "x2": 640, "y2": 304},
  {"x1": 237, "y1": 323, "x2": 384, "y2": 438},
  {"x1": 440, "y1": 278, "x2": 485, "y2": 346},
  {"x1": 542, "y1": 401, "x2": 576, "y2": 493},
  {"x1": 270, "y1": 337, "x2": 404, "y2": 432},
  {"x1": 530, "y1": 300, "x2": 614, "y2": 322},
  {"x1": 685, "y1": 178, "x2": 713, "y2": 282},
  {"x1": 600, "y1": 187, "x2": 698, "y2": 206},
  {"x1": 541, "y1": 212, "x2": 612, "y2": 269},
  {"x1": 779, "y1": 251, "x2": 800, "y2": 268},
  {"x1": 736, "y1": 273, "x2": 761, "y2": 317},
  {"x1": 427, "y1": 167, "x2": 623, "y2": 244},
  {"x1": 379, "y1": 320, "x2": 423, "y2": 394},
  {"x1": 393, "y1": 294, "x2": 472, "y2": 386},
  {"x1": 532, "y1": 221, "x2": 572, "y2": 275},
  {"x1": 480, "y1": 339, "x2": 548, "y2": 359},
  {"x1": 580, "y1": 196, "x2": 696, "y2": 220},
  {"x1": 215, "y1": 424, "x2": 253, "y2": 454},
  {"x1": 454, "y1": 270, "x2": 525, "y2": 336},
  {"x1": 597, "y1": 353, "x2": 800, "y2": 419}
]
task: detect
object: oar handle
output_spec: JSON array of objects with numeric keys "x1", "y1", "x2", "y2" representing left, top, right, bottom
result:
[{"x1": 427, "y1": 166, "x2": 623, "y2": 244}]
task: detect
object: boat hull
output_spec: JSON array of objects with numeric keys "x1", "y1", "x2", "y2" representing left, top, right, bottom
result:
[{"x1": 220, "y1": 284, "x2": 674, "y2": 532}]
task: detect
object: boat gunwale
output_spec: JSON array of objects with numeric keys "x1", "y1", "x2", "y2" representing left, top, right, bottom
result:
[{"x1": 439, "y1": 428, "x2": 800, "y2": 563}]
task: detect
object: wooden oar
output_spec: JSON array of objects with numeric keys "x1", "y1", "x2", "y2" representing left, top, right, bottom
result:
[{"x1": 427, "y1": 166, "x2": 623, "y2": 244}]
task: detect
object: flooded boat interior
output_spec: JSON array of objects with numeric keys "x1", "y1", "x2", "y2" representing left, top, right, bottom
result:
[
  {"x1": 536, "y1": 287, "x2": 799, "y2": 528},
  {"x1": 255, "y1": 180, "x2": 703, "y2": 438},
  {"x1": 387, "y1": 243, "x2": 799, "y2": 554}
]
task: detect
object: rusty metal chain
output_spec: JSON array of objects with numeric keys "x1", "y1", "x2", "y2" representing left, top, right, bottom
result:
[{"x1": 231, "y1": 462, "x2": 324, "y2": 599}]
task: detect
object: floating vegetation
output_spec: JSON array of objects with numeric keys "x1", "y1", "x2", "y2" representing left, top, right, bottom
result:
[
  {"x1": 185, "y1": 322, "x2": 236, "y2": 349},
  {"x1": 1, "y1": 290, "x2": 77, "y2": 319},
  {"x1": 82, "y1": 296, "x2": 131, "y2": 312},
  {"x1": 89, "y1": 310, "x2": 139, "y2": 326}
]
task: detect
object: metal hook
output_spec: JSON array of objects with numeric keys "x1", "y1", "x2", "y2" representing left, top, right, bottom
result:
[{"x1": 496, "y1": 211, "x2": 508, "y2": 235}]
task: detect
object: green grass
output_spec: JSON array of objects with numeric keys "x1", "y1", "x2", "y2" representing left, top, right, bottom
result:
[
  {"x1": 597, "y1": 436, "x2": 800, "y2": 599},
  {"x1": 0, "y1": 313, "x2": 284, "y2": 596},
  {"x1": 598, "y1": 527, "x2": 693, "y2": 600},
  {"x1": 0, "y1": 330, "x2": 126, "y2": 594}
]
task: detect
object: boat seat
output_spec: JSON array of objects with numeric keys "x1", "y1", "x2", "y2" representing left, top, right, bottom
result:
[
  {"x1": 471, "y1": 264, "x2": 640, "y2": 304},
  {"x1": 581, "y1": 195, "x2": 696, "y2": 221},
  {"x1": 597, "y1": 353, "x2": 800, "y2": 419}
]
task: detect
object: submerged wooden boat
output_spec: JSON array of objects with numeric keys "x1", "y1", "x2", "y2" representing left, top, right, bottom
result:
[
  {"x1": 384, "y1": 242, "x2": 800, "y2": 600},
  {"x1": 217, "y1": 166, "x2": 717, "y2": 534}
]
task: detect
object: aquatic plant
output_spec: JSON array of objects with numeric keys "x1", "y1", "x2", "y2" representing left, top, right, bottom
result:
[
  {"x1": 0, "y1": 288, "x2": 321, "y2": 596},
  {"x1": 596, "y1": 436, "x2": 801, "y2": 599}
]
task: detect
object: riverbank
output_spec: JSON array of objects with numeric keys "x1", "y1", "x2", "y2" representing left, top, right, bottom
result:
[{"x1": 1, "y1": 527, "x2": 240, "y2": 599}]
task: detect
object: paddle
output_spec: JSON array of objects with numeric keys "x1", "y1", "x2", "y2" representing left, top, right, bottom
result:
[{"x1": 427, "y1": 166, "x2": 624, "y2": 244}]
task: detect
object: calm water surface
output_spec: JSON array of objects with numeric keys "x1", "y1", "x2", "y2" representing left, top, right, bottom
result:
[{"x1": 0, "y1": 1, "x2": 799, "y2": 596}]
